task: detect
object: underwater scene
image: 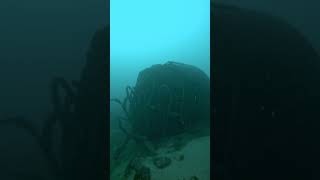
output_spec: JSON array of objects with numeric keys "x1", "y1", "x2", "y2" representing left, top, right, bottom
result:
[
  {"x1": 2, "y1": 0, "x2": 320, "y2": 179},
  {"x1": 213, "y1": 1, "x2": 320, "y2": 180},
  {"x1": 110, "y1": 0, "x2": 210, "y2": 179},
  {"x1": 0, "y1": 0, "x2": 108, "y2": 179}
]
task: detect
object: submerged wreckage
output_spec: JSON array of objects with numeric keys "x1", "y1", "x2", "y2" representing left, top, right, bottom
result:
[
  {"x1": 111, "y1": 62, "x2": 210, "y2": 179},
  {"x1": 112, "y1": 61, "x2": 210, "y2": 140},
  {"x1": 0, "y1": 24, "x2": 210, "y2": 179}
]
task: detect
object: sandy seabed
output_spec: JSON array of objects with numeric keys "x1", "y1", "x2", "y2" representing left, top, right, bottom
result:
[{"x1": 110, "y1": 131, "x2": 210, "y2": 180}]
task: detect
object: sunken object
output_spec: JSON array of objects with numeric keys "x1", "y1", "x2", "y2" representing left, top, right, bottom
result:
[{"x1": 117, "y1": 61, "x2": 210, "y2": 141}]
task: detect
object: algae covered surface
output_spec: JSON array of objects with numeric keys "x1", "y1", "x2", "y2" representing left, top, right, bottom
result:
[{"x1": 110, "y1": 61, "x2": 210, "y2": 180}]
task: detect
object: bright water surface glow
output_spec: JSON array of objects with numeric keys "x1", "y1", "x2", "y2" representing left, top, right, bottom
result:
[{"x1": 110, "y1": 0, "x2": 210, "y2": 99}]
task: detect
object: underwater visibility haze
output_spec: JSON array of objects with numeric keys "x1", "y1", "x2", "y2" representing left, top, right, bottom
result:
[
  {"x1": 212, "y1": 2, "x2": 320, "y2": 180},
  {"x1": 0, "y1": 0, "x2": 109, "y2": 179},
  {"x1": 110, "y1": 0, "x2": 210, "y2": 179},
  {"x1": 110, "y1": 0, "x2": 210, "y2": 100}
]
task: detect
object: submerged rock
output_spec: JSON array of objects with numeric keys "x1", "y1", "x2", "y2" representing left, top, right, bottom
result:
[{"x1": 153, "y1": 156, "x2": 172, "y2": 169}]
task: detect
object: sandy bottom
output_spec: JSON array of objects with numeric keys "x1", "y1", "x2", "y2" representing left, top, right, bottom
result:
[{"x1": 110, "y1": 133, "x2": 210, "y2": 180}]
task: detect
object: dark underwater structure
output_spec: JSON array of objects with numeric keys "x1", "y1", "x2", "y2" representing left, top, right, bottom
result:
[
  {"x1": 110, "y1": 61, "x2": 210, "y2": 170},
  {"x1": 212, "y1": 3, "x2": 320, "y2": 180},
  {"x1": 112, "y1": 61, "x2": 210, "y2": 140},
  {"x1": 0, "y1": 27, "x2": 109, "y2": 180},
  {"x1": 47, "y1": 26, "x2": 109, "y2": 180}
]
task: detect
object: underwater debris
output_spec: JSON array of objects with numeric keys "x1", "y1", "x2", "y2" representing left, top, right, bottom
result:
[
  {"x1": 112, "y1": 117, "x2": 156, "y2": 160},
  {"x1": 153, "y1": 156, "x2": 172, "y2": 169},
  {"x1": 123, "y1": 157, "x2": 151, "y2": 180},
  {"x1": 111, "y1": 61, "x2": 210, "y2": 162}
]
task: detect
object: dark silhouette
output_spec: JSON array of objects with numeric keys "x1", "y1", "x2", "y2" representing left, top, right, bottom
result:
[
  {"x1": 0, "y1": 26, "x2": 109, "y2": 180},
  {"x1": 212, "y1": 3, "x2": 320, "y2": 180}
]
